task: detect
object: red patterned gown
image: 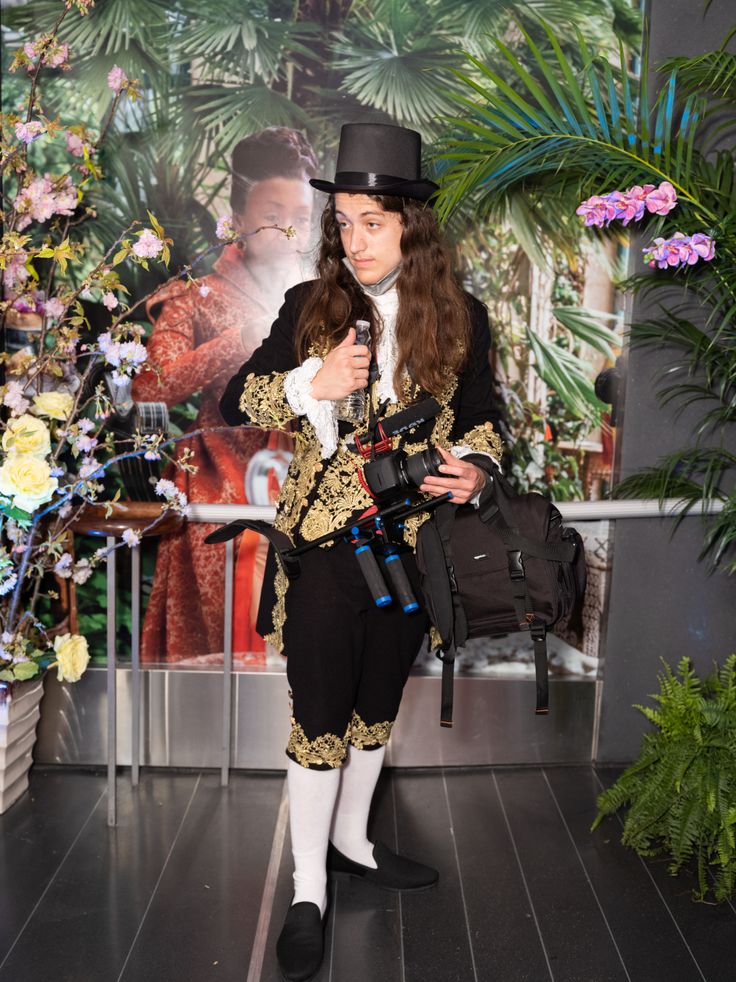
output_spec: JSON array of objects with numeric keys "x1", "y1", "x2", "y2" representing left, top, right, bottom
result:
[{"x1": 132, "y1": 245, "x2": 295, "y2": 664}]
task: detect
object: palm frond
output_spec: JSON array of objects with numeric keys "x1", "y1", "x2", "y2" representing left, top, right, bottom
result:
[
  {"x1": 174, "y1": 2, "x2": 320, "y2": 86},
  {"x1": 183, "y1": 84, "x2": 312, "y2": 154},
  {"x1": 526, "y1": 328, "x2": 606, "y2": 420},
  {"x1": 329, "y1": 25, "x2": 462, "y2": 127},
  {"x1": 553, "y1": 306, "x2": 622, "y2": 359},
  {"x1": 434, "y1": 20, "x2": 712, "y2": 228},
  {"x1": 660, "y1": 50, "x2": 736, "y2": 101}
]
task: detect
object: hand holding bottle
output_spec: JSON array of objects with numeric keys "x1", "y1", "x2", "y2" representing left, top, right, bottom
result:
[{"x1": 310, "y1": 323, "x2": 371, "y2": 402}]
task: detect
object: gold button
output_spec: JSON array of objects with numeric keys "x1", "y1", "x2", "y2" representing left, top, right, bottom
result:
[{"x1": 300, "y1": 497, "x2": 309, "y2": 507}]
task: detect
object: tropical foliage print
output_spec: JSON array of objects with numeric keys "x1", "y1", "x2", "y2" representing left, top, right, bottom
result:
[{"x1": 436, "y1": 13, "x2": 736, "y2": 569}]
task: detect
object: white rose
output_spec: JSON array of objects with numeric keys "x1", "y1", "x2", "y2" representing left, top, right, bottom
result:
[
  {"x1": 0, "y1": 454, "x2": 58, "y2": 513},
  {"x1": 2, "y1": 413, "x2": 51, "y2": 457},
  {"x1": 53, "y1": 633, "x2": 90, "y2": 683},
  {"x1": 32, "y1": 390, "x2": 75, "y2": 421}
]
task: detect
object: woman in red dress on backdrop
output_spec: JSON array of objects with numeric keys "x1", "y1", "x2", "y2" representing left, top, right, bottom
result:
[{"x1": 132, "y1": 128, "x2": 316, "y2": 664}]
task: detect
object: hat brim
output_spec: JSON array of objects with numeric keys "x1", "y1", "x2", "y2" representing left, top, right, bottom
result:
[{"x1": 309, "y1": 177, "x2": 439, "y2": 202}]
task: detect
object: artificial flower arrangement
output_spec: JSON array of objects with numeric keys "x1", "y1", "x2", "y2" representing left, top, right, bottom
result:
[
  {"x1": 0, "y1": 0, "x2": 286, "y2": 692},
  {"x1": 576, "y1": 180, "x2": 716, "y2": 270}
]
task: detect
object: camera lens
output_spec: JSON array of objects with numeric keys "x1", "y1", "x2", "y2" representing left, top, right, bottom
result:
[{"x1": 402, "y1": 446, "x2": 443, "y2": 488}]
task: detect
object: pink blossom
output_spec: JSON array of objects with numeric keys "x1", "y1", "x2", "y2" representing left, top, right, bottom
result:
[
  {"x1": 22, "y1": 38, "x2": 70, "y2": 71},
  {"x1": 215, "y1": 215, "x2": 234, "y2": 240},
  {"x1": 645, "y1": 181, "x2": 677, "y2": 216},
  {"x1": 45, "y1": 297, "x2": 66, "y2": 320},
  {"x1": 107, "y1": 65, "x2": 128, "y2": 93},
  {"x1": 78, "y1": 458, "x2": 103, "y2": 480},
  {"x1": 66, "y1": 131, "x2": 85, "y2": 157},
  {"x1": 132, "y1": 229, "x2": 163, "y2": 259},
  {"x1": 578, "y1": 180, "x2": 678, "y2": 227},
  {"x1": 76, "y1": 434, "x2": 98, "y2": 454},
  {"x1": 198, "y1": 283, "x2": 211, "y2": 298},
  {"x1": 575, "y1": 195, "x2": 617, "y2": 228},
  {"x1": 689, "y1": 232, "x2": 715, "y2": 262},
  {"x1": 45, "y1": 43, "x2": 69, "y2": 70},
  {"x1": 3, "y1": 250, "x2": 30, "y2": 291},
  {"x1": 12, "y1": 292, "x2": 43, "y2": 314},
  {"x1": 611, "y1": 184, "x2": 654, "y2": 225},
  {"x1": 642, "y1": 232, "x2": 716, "y2": 270},
  {"x1": 15, "y1": 120, "x2": 45, "y2": 144},
  {"x1": 3, "y1": 381, "x2": 30, "y2": 417},
  {"x1": 102, "y1": 291, "x2": 118, "y2": 310},
  {"x1": 14, "y1": 174, "x2": 77, "y2": 230}
]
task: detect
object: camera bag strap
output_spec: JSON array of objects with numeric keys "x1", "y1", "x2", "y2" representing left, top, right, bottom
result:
[{"x1": 433, "y1": 502, "x2": 468, "y2": 727}]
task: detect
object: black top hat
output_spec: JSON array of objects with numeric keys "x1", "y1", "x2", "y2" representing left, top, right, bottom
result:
[{"x1": 310, "y1": 123, "x2": 438, "y2": 201}]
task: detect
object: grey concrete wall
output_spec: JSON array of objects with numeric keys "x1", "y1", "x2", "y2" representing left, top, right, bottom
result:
[{"x1": 596, "y1": 0, "x2": 736, "y2": 762}]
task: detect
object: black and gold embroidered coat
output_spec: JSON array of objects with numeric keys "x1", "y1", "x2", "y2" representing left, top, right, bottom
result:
[{"x1": 219, "y1": 280, "x2": 503, "y2": 651}]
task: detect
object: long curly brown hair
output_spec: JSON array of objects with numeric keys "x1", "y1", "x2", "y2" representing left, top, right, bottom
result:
[{"x1": 295, "y1": 195, "x2": 471, "y2": 398}]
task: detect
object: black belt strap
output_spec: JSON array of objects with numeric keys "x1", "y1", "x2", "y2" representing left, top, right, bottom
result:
[
  {"x1": 439, "y1": 642, "x2": 456, "y2": 727},
  {"x1": 204, "y1": 519, "x2": 300, "y2": 578},
  {"x1": 531, "y1": 620, "x2": 549, "y2": 715}
]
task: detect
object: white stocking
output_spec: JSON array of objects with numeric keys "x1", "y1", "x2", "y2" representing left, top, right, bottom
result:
[
  {"x1": 287, "y1": 759, "x2": 340, "y2": 915},
  {"x1": 330, "y1": 744, "x2": 386, "y2": 868}
]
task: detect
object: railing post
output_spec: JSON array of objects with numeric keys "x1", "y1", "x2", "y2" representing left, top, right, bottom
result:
[
  {"x1": 221, "y1": 537, "x2": 234, "y2": 786},
  {"x1": 130, "y1": 542, "x2": 141, "y2": 787},
  {"x1": 106, "y1": 534, "x2": 117, "y2": 827}
]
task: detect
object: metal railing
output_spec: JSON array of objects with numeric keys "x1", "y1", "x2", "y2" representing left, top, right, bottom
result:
[{"x1": 102, "y1": 497, "x2": 725, "y2": 825}]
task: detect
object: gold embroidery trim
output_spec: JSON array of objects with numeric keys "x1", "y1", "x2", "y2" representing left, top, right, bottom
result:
[
  {"x1": 298, "y1": 446, "x2": 373, "y2": 544},
  {"x1": 274, "y1": 428, "x2": 321, "y2": 537},
  {"x1": 460, "y1": 421, "x2": 504, "y2": 460},
  {"x1": 238, "y1": 372, "x2": 294, "y2": 428},
  {"x1": 401, "y1": 512, "x2": 429, "y2": 549},
  {"x1": 287, "y1": 718, "x2": 349, "y2": 768},
  {"x1": 349, "y1": 711, "x2": 393, "y2": 749},
  {"x1": 263, "y1": 561, "x2": 289, "y2": 653}
]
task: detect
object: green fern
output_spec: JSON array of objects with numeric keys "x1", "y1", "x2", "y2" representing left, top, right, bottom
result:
[{"x1": 593, "y1": 655, "x2": 736, "y2": 903}]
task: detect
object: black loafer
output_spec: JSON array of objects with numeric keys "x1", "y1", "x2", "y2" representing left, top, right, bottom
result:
[
  {"x1": 327, "y1": 840, "x2": 439, "y2": 892},
  {"x1": 276, "y1": 902, "x2": 325, "y2": 982}
]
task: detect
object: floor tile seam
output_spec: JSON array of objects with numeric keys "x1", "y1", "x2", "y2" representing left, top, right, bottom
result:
[
  {"x1": 390, "y1": 774, "x2": 406, "y2": 982},
  {"x1": 591, "y1": 769, "x2": 710, "y2": 982},
  {"x1": 246, "y1": 778, "x2": 290, "y2": 982},
  {"x1": 327, "y1": 881, "x2": 337, "y2": 982},
  {"x1": 541, "y1": 768, "x2": 633, "y2": 982},
  {"x1": 0, "y1": 785, "x2": 106, "y2": 973},
  {"x1": 440, "y1": 769, "x2": 479, "y2": 982},
  {"x1": 491, "y1": 770, "x2": 556, "y2": 982},
  {"x1": 115, "y1": 771, "x2": 203, "y2": 982}
]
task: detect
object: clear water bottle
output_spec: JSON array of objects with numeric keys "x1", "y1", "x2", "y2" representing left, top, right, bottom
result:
[{"x1": 336, "y1": 319, "x2": 371, "y2": 424}]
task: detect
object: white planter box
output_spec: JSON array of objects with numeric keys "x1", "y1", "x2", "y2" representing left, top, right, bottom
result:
[{"x1": 0, "y1": 678, "x2": 45, "y2": 814}]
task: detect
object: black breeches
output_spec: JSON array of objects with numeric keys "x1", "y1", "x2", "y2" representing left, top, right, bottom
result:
[{"x1": 282, "y1": 540, "x2": 428, "y2": 769}]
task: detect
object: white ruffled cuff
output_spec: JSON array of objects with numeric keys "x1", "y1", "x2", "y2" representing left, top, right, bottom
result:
[
  {"x1": 450, "y1": 444, "x2": 497, "y2": 508},
  {"x1": 284, "y1": 358, "x2": 338, "y2": 459}
]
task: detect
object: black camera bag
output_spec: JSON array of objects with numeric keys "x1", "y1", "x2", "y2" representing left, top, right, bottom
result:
[{"x1": 415, "y1": 465, "x2": 586, "y2": 726}]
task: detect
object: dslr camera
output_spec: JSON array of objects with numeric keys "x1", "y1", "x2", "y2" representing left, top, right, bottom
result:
[
  {"x1": 363, "y1": 446, "x2": 443, "y2": 504},
  {"x1": 349, "y1": 397, "x2": 444, "y2": 504}
]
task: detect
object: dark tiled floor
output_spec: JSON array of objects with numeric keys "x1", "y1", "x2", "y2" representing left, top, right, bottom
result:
[{"x1": 1, "y1": 766, "x2": 734, "y2": 982}]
